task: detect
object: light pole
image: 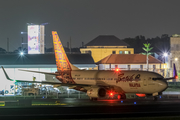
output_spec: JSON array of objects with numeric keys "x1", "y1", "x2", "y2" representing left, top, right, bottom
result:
[
  {"x1": 163, "y1": 53, "x2": 168, "y2": 77},
  {"x1": 20, "y1": 32, "x2": 28, "y2": 50}
]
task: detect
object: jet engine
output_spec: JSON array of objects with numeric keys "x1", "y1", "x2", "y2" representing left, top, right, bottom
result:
[{"x1": 87, "y1": 87, "x2": 106, "y2": 98}]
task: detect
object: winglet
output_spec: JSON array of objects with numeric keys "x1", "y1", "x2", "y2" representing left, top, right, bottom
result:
[
  {"x1": 1, "y1": 66, "x2": 14, "y2": 81},
  {"x1": 173, "y1": 63, "x2": 178, "y2": 79}
]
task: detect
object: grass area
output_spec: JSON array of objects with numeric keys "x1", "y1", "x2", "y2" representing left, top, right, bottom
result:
[
  {"x1": 165, "y1": 87, "x2": 180, "y2": 91},
  {"x1": 165, "y1": 88, "x2": 180, "y2": 91}
]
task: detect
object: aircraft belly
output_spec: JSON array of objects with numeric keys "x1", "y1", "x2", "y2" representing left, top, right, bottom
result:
[{"x1": 119, "y1": 81, "x2": 144, "y2": 93}]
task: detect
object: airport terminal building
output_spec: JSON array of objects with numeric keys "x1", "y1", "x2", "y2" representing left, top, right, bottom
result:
[{"x1": 0, "y1": 53, "x2": 96, "y2": 93}]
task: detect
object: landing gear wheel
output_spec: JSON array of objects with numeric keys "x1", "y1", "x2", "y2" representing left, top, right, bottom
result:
[{"x1": 153, "y1": 96, "x2": 158, "y2": 101}]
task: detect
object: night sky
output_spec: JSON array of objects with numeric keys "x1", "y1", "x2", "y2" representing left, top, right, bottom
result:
[{"x1": 1, "y1": 0, "x2": 180, "y2": 51}]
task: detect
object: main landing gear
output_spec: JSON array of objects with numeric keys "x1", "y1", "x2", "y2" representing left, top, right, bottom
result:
[{"x1": 118, "y1": 94, "x2": 126, "y2": 100}]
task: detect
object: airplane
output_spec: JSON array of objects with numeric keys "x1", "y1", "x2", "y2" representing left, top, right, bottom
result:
[{"x1": 1, "y1": 31, "x2": 178, "y2": 101}]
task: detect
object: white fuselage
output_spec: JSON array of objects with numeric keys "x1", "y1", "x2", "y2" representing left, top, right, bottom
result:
[{"x1": 71, "y1": 70, "x2": 168, "y2": 94}]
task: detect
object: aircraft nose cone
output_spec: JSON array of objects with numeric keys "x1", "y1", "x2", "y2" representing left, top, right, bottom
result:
[{"x1": 158, "y1": 80, "x2": 168, "y2": 91}]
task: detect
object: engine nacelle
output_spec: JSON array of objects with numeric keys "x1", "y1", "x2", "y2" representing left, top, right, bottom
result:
[{"x1": 87, "y1": 87, "x2": 106, "y2": 98}]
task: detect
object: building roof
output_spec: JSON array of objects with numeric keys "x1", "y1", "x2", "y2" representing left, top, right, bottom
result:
[
  {"x1": 85, "y1": 35, "x2": 129, "y2": 46},
  {"x1": 0, "y1": 53, "x2": 95, "y2": 65},
  {"x1": 96, "y1": 54, "x2": 162, "y2": 64}
]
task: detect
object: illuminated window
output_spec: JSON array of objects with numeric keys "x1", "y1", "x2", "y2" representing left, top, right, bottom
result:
[
  {"x1": 125, "y1": 51, "x2": 129, "y2": 54},
  {"x1": 119, "y1": 51, "x2": 123, "y2": 54}
]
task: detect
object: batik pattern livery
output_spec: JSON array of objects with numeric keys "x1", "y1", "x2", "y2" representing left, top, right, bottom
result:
[{"x1": 52, "y1": 31, "x2": 75, "y2": 84}]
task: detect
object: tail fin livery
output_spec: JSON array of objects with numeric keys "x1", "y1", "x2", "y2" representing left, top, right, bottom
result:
[
  {"x1": 52, "y1": 31, "x2": 71, "y2": 72},
  {"x1": 52, "y1": 31, "x2": 78, "y2": 84},
  {"x1": 52, "y1": 31, "x2": 79, "y2": 71}
]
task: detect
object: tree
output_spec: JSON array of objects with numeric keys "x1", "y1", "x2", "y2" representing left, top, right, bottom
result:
[
  {"x1": 142, "y1": 43, "x2": 153, "y2": 71},
  {"x1": 0, "y1": 48, "x2": 6, "y2": 54}
]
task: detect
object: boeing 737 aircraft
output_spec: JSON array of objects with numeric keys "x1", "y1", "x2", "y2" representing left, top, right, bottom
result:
[{"x1": 2, "y1": 31, "x2": 178, "y2": 100}]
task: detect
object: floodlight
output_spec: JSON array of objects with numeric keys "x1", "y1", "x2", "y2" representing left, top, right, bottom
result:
[
  {"x1": 163, "y1": 53, "x2": 168, "y2": 57},
  {"x1": 20, "y1": 52, "x2": 24, "y2": 56}
]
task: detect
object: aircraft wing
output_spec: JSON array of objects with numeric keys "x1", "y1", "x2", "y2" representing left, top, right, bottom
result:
[
  {"x1": 1, "y1": 66, "x2": 91, "y2": 87},
  {"x1": 18, "y1": 69, "x2": 58, "y2": 75}
]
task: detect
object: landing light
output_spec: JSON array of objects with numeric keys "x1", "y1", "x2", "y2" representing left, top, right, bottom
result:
[
  {"x1": 175, "y1": 76, "x2": 178, "y2": 79},
  {"x1": 115, "y1": 69, "x2": 119, "y2": 72},
  {"x1": 163, "y1": 53, "x2": 168, "y2": 57},
  {"x1": 136, "y1": 94, "x2": 146, "y2": 97},
  {"x1": 110, "y1": 92, "x2": 113, "y2": 96}
]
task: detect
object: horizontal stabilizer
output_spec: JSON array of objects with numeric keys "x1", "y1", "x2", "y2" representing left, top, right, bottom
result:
[
  {"x1": 153, "y1": 63, "x2": 178, "y2": 81},
  {"x1": 1, "y1": 66, "x2": 90, "y2": 87},
  {"x1": 18, "y1": 69, "x2": 58, "y2": 75}
]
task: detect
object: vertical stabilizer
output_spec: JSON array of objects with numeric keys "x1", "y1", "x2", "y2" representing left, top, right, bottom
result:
[
  {"x1": 52, "y1": 31, "x2": 78, "y2": 84},
  {"x1": 52, "y1": 31, "x2": 72, "y2": 72},
  {"x1": 173, "y1": 63, "x2": 178, "y2": 79},
  {"x1": 52, "y1": 31, "x2": 80, "y2": 71}
]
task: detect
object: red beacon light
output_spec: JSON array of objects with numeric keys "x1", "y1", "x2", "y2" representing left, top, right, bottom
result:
[
  {"x1": 110, "y1": 92, "x2": 113, "y2": 96},
  {"x1": 115, "y1": 68, "x2": 119, "y2": 72}
]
